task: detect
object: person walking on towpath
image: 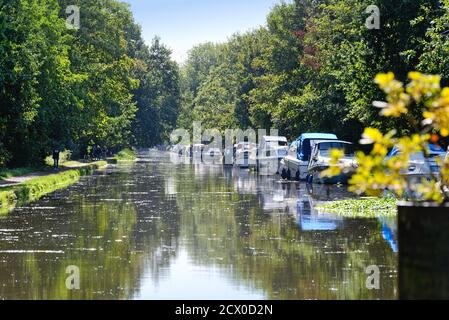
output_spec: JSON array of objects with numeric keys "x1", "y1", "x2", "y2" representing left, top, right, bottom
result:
[{"x1": 52, "y1": 148, "x2": 60, "y2": 170}]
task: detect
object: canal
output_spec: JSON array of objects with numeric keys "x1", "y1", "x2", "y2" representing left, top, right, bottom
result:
[{"x1": 0, "y1": 151, "x2": 397, "y2": 299}]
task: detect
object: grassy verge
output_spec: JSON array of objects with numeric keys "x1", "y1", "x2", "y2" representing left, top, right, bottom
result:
[
  {"x1": 114, "y1": 148, "x2": 137, "y2": 162},
  {"x1": 316, "y1": 197, "x2": 398, "y2": 217},
  {"x1": 0, "y1": 167, "x2": 37, "y2": 180},
  {"x1": 44, "y1": 150, "x2": 73, "y2": 167},
  {"x1": 0, "y1": 161, "x2": 107, "y2": 215}
]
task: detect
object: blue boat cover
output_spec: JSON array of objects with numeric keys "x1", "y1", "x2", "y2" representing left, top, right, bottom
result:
[{"x1": 296, "y1": 133, "x2": 338, "y2": 142}]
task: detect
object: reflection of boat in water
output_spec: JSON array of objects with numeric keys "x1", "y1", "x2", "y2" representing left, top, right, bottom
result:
[
  {"x1": 194, "y1": 161, "x2": 399, "y2": 253},
  {"x1": 232, "y1": 168, "x2": 258, "y2": 195},
  {"x1": 296, "y1": 194, "x2": 343, "y2": 231},
  {"x1": 230, "y1": 167, "x2": 356, "y2": 217},
  {"x1": 193, "y1": 162, "x2": 223, "y2": 177},
  {"x1": 230, "y1": 169, "x2": 298, "y2": 212},
  {"x1": 305, "y1": 183, "x2": 355, "y2": 201},
  {"x1": 379, "y1": 217, "x2": 398, "y2": 253},
  {"x1": 169, "y1": 150, "x2": 191, "y2": 165},
  {"x1": 259, "y1": 183, "x2": 290, "y2": 212},
  {"x1": 254, "y1": 177, "x2": 298, "y2": 212},
  {"x1": 164, "y1": 176, "x2": 177, "y2": 199}
]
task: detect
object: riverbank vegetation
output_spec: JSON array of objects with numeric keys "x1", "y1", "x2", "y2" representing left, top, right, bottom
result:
[
  {"x1": 0, "y1": 161, "x2": 107, "y2": 214},
  {"x1": 0, "y1": 167, "x2": 36, "y2": 180},
  {"x1": 175, "y1": 0, "x2": 449, "y2": 209},
  {"x1": 178, "y1": 0, "x2": 447, "y2": 144},
  {"x1": 3, "y1": 0, "x2": 449, "y2": 211},
  {"x1": 317, "y1": 198, "x2": 398, "y2": 217},
  {"x1": 3, "y1": 0, "x2": 448, "y2": 165},
  {"x1": 114, "y1": 148, "x2": 137, "y2": 162},
  {"x1": 0, "y1": 0, "x2": 180, "y2": 169}
]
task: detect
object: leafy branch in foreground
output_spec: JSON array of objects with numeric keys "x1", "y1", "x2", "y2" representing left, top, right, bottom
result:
[{"x1": 323, "y1": 72, "x2": 449, "y2": 203}]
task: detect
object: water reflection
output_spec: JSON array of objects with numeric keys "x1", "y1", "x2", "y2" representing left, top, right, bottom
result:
[{"x1": 0, "y1": 151, "x2": 397, "y2": 300}]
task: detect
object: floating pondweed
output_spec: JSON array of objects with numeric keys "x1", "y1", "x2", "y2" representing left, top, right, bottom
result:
[{"x1": 316, "y1": 197, "x2": 398, "y2": 217}]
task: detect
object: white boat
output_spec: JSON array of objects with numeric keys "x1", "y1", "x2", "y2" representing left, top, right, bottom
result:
[
  {"x1": 234, "y1": 142, "x2": 257, "y2": 168},
  {"x1": 280, "y1": 133, "x2": 338, "y2": 181},
  {"x1": 307, "y1": 140, "x2": 357, "y2": 184},
  {"x1": 256, "y1": 136, "x2": 288, "y2": 175},
  {"x1": 202, "y1": 146, "x2": 223, "y2": 164},
  {"x1": 192, "y1": 144, "x2": 205, "y2": 162},
  {"x1": 386, "y1": 144, "x2": 446, "y2": 181}
]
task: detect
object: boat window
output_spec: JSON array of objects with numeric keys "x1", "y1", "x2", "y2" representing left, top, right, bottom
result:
[
  {"x1": 267, "y1": 141, "x2": 287, "y2": 147},
  {"x1": 409, "y1": 152, "x2": 444, "y2": 161},
  {"x1": 390, "y1": 145, "x2": 445, "y2": 160},
  {"x1": 409, "y1": 152, "x2": 426, "y2": 161},
  {"x1": 302, "y1": 140, "x2": 312, "y2": 161},
  {"x1": 318, "y1": 142, "x2": 354, "y2": 157}
]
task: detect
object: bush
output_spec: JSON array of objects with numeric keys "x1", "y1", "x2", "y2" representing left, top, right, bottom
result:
[
  {"x1": 45, "y1": 150, "x2": 73, "y2": 166},
  {"x1": 114, "y1": 148, "x2": 137, "y2": 161},
  {"x1": 0, "y1": 145, "x2": 10, "y2": 167}
]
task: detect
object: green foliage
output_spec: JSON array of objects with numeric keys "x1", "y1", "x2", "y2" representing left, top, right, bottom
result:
[
  {"x1": 2, "y1": 0, "x2": 448, "y2": 167},
  {"x1": 57, "y1": 0, "x2": 140, "y2": 152},
  {"x1": 0, "y1": 167, "x2": 36, "y2": 180},
  {"x1": 178, "y1": 0, "x2": 444, "y2": 144},
  {"x1": 418, "y1": 0, "x2": 449, "y2": 80},
  {"x1": 0, "y1": 161, "x2": 107, "y2": 214},
  {"x1": 317, "y1": 197, "x2": 398, "y2": 217},
  {"x1": 0, "y1": 0, "x2": 76, "y2": 165},
  {"x1": 178, "y1": 30, "x2": 269, "y2": 132},
  {"x1": 44, "y1": 150, "x2": 73, "y2": 166},
  {"x1": 114, "y1": 148, "x2": 137, "y2": 161},
  {"x1": 132, "y1": 37, "x2": 181, "y2": 146},
  {"x1": 334, "y1": 72, "x2": 449, "y2": 203},
  {"x1": 0, "y1": 0, "x2": 179, "y2": 167}
]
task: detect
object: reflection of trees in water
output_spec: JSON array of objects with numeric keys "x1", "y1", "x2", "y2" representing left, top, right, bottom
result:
[
  {"x1": 0, "y1": 153, "x2": 398, "y2": 300},
  {"x1": 0, "y1": 161, "x2": 182, "y2": 299},
  {"x1": 174, "y1": 166, "x2": 398, "y2": 300},
  {"x1": 129, "y1": 161, "x2": 181, "y2": 287}
]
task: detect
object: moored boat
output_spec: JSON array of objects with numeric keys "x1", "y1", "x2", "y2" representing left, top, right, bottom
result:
[{"x1": 307, "y1": 140, "x2": 357, "y2": 184}]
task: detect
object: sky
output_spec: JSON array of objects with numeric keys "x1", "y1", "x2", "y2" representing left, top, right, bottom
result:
[{"x1": 123, "y1": 0, "x2": 282, "y2": 63}]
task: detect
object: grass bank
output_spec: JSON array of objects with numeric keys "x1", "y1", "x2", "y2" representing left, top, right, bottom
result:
[
  {"x1": 0, "y1": 167, "x2": 36, "y2": 180},
  {"x1": 114, "y1": 148, "x2": 137, "y2": 162},
  {"x1": 316, "y1": 197, "x2": 398, "y2": 217},
  {"x1": 0, "y1": 161, "x2": 107, "y2": 215}
]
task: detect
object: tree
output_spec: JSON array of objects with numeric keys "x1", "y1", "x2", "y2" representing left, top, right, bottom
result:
[
  {"x1": 177, "y1": 43, "x2": 222, "y2": 130},
  {"x1": 418, "y1": 0, "x2": 449, "y2": 83},
  {"x1": 58, "y1": 0, "x2": 139, "y2": 154},
  {"x1": 132, "y1": 37, "x2": 181, "y2": 147},
  {"x1": 0, "y1": 0, "x2": 78, "y2": 166}
]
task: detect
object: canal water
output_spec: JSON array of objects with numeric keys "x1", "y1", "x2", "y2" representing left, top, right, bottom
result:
[{"x1": 0, "y1": 151, "x2": 397, "y2": 300}]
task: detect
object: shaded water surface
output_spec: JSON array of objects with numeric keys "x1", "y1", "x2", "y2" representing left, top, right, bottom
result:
[{"x1": 0, "y1": 151, "x2": 397, "y2": 299}]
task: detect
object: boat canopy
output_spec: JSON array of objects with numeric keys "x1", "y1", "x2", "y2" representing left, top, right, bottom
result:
[
  {"x1": 294, "y1": 133, "x2": 338, "y2": 161},
  {"x1": 263, "y1": 136, "x2": 288, "y2": 143},
  {"x1": 296, "y1": 133, "x2": 338, "y2": 142}
]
